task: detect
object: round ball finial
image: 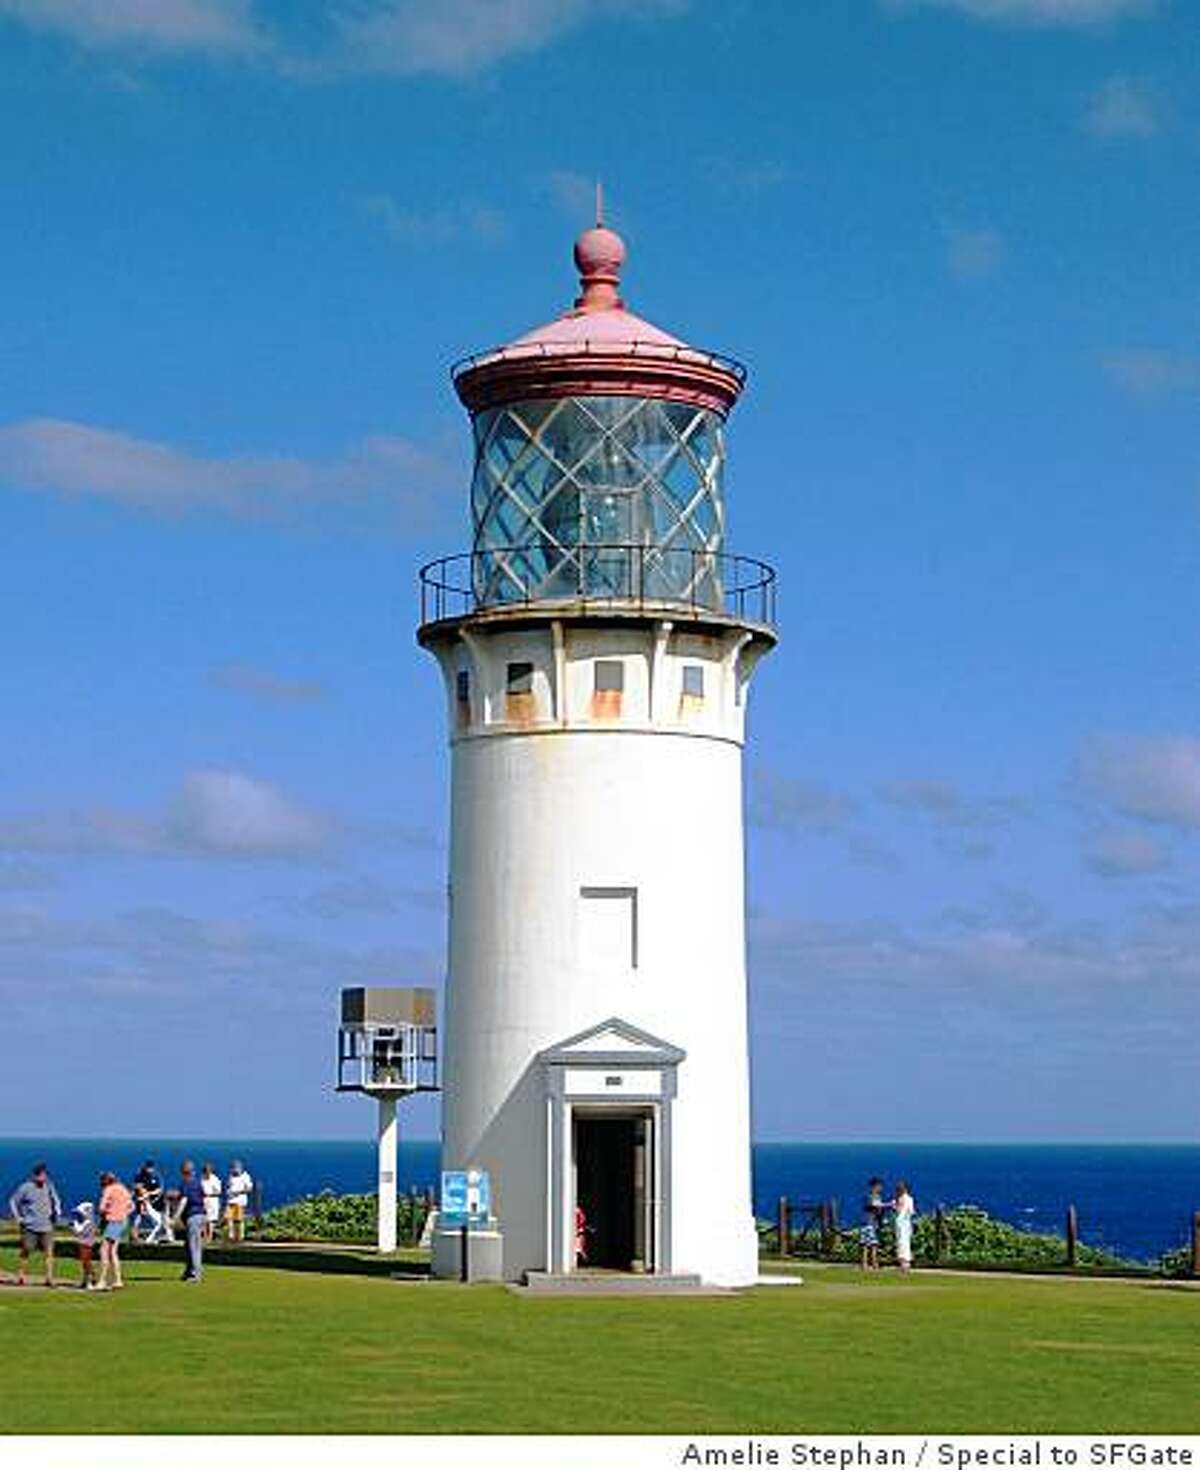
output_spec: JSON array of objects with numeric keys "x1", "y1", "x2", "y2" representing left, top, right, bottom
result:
[{"x1": 573, "y1": 224, "x2": 626, "y2": 311}]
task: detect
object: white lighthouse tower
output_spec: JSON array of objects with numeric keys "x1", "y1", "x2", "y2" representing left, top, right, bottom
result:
[{"x1": 419, "y1": 217, "x2": 776, "y2": 1286}]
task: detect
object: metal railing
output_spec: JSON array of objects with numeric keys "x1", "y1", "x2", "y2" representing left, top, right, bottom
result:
[
  {"x1": 451, "y1": 339, "x2": 747, "y2": 386},
  {"x1": 418, "y1": 544, "x2": 777, "y2": 629},
  {"x1": 336, "y1": 1023, "x2": 439, "y2": 1096}
]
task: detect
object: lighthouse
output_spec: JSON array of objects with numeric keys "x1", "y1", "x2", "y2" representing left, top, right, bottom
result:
[{"x1": 419, "y1": 216, "x2": 776, "y2": 1287}]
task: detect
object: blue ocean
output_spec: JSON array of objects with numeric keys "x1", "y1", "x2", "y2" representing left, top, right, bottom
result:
[{"x1": 2, "y1": 1139, "x2": 1196, "y2": 1263}]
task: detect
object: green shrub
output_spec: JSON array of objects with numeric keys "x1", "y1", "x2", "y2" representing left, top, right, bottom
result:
[
  {"x1": 763, "y1": 1203, "x2": 1131, "y2": 1271},
  {"x1": 1156, "y1": 1243, "x2": 1196, "y2": 1279},
  {"x1": 912, "y1": 1205, "x2": 1126, "y2": 1269},
  {"x1": 251, "y1": 1191, "x2": 431, "y2": 1245}
]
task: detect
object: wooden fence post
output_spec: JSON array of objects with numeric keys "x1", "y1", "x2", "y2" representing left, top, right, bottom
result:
[
  {"x1": 1191, "y1": 1210, "x2": 1200, "y2": 1279},
  {"x1": 819, "y1": 1200, "x2": 832, "y2": 1256},
  {"x1": 777, "y1": 1196, "x2": 790, "y2": 1259},
  {"x1": 253, "y1": 1180, "x2": 263, "y2": 1226},
  {"x1": 1066, "y1": 1204, "x2": 1079, "y2": 1268},
  {"x1": 933, "y1": 1205, "x2": 946, "y2": 1264}
]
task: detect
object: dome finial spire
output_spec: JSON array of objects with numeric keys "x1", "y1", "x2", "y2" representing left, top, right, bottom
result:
[{"x1": 573, "y1": 194, "x2": 625, "y2": 313}]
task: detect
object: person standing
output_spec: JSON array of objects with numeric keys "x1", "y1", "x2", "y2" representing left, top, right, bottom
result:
[
  {"x1": 176, "y1": 1160, "x2": 207, "y2": 1283},
  {"x1": 860, "y1": 1177, "x2": 888, "y2": 1271},
  {"x1": 200, "y1": 1163, "x2": 222, "y2": 1244},
  {"x1": 894, "y1": 1181, "x2": 915, "y2": 1272},
  {"x1": 8, "y1": 1161, "x2": 62, "y2": 1287},
  {"x1": 70, "y1": 1201, "x2": 98, "y2": 1290},
  {"x1": 96, "y1": 1171, "x2": 133, "y2": 1290},
  {"x1": 574, "y1": 1205, "x2": 588, "y2": 1266},
  {"x1": 131, "y1": 1160, "x2": 163, "y2": 1243},
  {"x1": 225, "y1": 1159, "x2": 253, "y2": 1242}
]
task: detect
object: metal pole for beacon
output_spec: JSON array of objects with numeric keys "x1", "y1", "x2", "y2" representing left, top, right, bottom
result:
[{"x1": 377, "y1": 1095, "x2": 399, "y2": 1254}]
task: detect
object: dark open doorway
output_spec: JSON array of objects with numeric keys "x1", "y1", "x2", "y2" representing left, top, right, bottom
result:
[{"x1": 573, "y1": 1112, "x2": 651, "y2": 1272}]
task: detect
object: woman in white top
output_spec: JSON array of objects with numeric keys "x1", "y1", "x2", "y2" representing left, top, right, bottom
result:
[
  {"x1": 893, "y1": 1181, "x2": 915, "y2": 1272},
  {"x1": 200, "y1": 1162, "x2": 222, "y2": 1243}
]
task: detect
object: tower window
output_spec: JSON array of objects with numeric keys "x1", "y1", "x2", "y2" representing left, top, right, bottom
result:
[
  {"x1": 455, "y1": 670, "x2": 470, "y2": 704},
  {"x1": 506, "y1": 662, "x2": 534, "y2": 694},
  {"x1": 579, "y1": 885, "x2": 638, "y2": 970},
  {"x1": 682, "y1": 664, "x2": 705, "y2": 699},
  {"x1": 594, "y1": 660, "x2": 624, "y2": 693}
]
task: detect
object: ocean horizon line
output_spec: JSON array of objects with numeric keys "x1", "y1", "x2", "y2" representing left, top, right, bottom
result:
[{"x1": 2, "y1": 1134, "x2": 1197, "y2": 1148}]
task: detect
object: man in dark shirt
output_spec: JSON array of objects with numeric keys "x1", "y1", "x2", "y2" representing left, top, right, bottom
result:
[
  {"x1": 861, "y1": 1177, "x2": 889, "y2": 1271},
  {"x1": 176, "y1": 1160, "x2": 207, "y2": 1283}
]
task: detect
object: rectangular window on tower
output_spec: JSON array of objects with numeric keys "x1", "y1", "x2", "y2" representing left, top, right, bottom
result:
[
  {"x1": 505, "y1": 661, "x2": 535, "y2": 723},
  {"x1": 579, "y1": 886, "x2": 638, "y2": 972},
  {"x1": 455, "y1": 670, "x2": 470, "y2": 730},
  {"x1": 507, "y1": 662, "x2": 533, "y2": 693},
  {"x1": 591, "y1": 659, "x2": 624, "y2": 718},
  {"x1": 680, "y1": 662, "x2": 705, "y2": 715}
]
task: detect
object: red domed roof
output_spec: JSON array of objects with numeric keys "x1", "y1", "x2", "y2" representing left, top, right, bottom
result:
[{"x1": 453, "y1": 222, "x2": 744, "y2": 417}]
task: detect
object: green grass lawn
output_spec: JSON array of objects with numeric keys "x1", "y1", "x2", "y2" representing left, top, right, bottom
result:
[{"x1": 1, "y1": 1249, "x2": 1196, "y2": 1434}]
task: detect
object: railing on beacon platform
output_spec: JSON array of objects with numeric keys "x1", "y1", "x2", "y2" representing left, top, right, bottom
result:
[{"x1": 418, "y1": 543, "x2": 777, "y2": 630}]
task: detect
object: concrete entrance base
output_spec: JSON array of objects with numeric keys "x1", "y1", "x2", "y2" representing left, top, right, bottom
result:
[{"x1": 517, "y1": 1270, "x2": 726, "y2": 1296}]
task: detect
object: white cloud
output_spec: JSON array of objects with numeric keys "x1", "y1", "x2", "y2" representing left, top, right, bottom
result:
[
  {"x1": 166, "y1": 770, "x2": 327, "y2": 856},
  {"x1": 0, "y1": 807, "x2": 161, "y2": 857},
  {"x1": 0, "y1": 418, "x2": 454, "y2": 532},
  {"x1": 886, "y1": 0, "x2": 1155, "y2": 26},
  {"x1": 0, "y1": 769, "x2": 329, "y2": 860},
  {"x1": 0, "y1": 858, "x2": 57, "y2": 891},
  {"x1": 879, "y1": 778, "x2": 965, "y2": 817},
  {"x1": 360, "y1": 193, "x2": 507, "y2": 246},
  {"x1": 877, "y1": 779, "x2": 1023, "y2": 828},
  {"x1": 303, "y1": 877, "x2": 443, "y2": 918},
  {"x1": 331, "y1": 0, "x2": 684, "y2": 79},
  {"x1": 210, "y1": 662, "x2": 327, "y2": 706},
  {"x1": 544, "y1": 170, "x2": 600, "y2": 224},
  {"x1": 1081, "y1": 736, "x2": 1200, "y2": 830},
  {"x1": 945, "y1": 226, "x2": 1006, "y2": 280},
  {"x1": 1099, "y1": 349, "x2": 1200, "y2": 396},
  {"x1": 701, "y1": 157, "x2": 794, "y2": 200},
  {"x1": 846, "y1": 835, "x2": 905, "y2": 871},
  {"x1": 1084, "y1": 827, "x2": 1171, "y2": 878},
  {"x1": 748, "y1": 770, "x2": 856, "y2": 833},
  {"x1": 1083, "y1": 77, "x2": 1161, "y2": 139},
  {"x1": 1, "y1": 0, "x2": 688, "y2": 77},
  {"x1": 937, "y1": 833, "x2": 997, "y2": 862},
  {"x1": 0, "y1": 903, "x2": 440, "y2": 1016},
  {"x1": 751, "y1": 895, "x2": 1200, "y2": 996},
  {"x1": 0, "y1": 0, "x2": 263, "y2": 53}
]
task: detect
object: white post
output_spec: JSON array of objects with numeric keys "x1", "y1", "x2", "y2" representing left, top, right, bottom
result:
[{"x1": 377, "y1": 1094, "x2": 398, "y2": 1254}]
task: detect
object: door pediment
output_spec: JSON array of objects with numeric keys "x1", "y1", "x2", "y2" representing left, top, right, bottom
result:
[{"x1": 539, "y1": 1016, "x2": 685, "y2": 1068}]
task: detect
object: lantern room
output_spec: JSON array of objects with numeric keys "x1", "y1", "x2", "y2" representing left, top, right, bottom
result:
[{"x1": 450, "y1": 222, "x2": 750, "y2": 614}]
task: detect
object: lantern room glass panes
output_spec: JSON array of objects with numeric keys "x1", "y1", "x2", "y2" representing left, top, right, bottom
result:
[{"x1": 469, "y1": 395, "x2": 727, "y2": 608}]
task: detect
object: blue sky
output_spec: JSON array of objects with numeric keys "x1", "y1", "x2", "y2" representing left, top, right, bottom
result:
[{"x1": 1, "y1": 0, "x2": 1197, "y2": 1142}]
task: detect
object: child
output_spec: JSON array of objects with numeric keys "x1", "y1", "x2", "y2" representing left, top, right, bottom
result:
[{"x1": 70, "y1": 1201, "x2": 97, "y2": 1291}]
